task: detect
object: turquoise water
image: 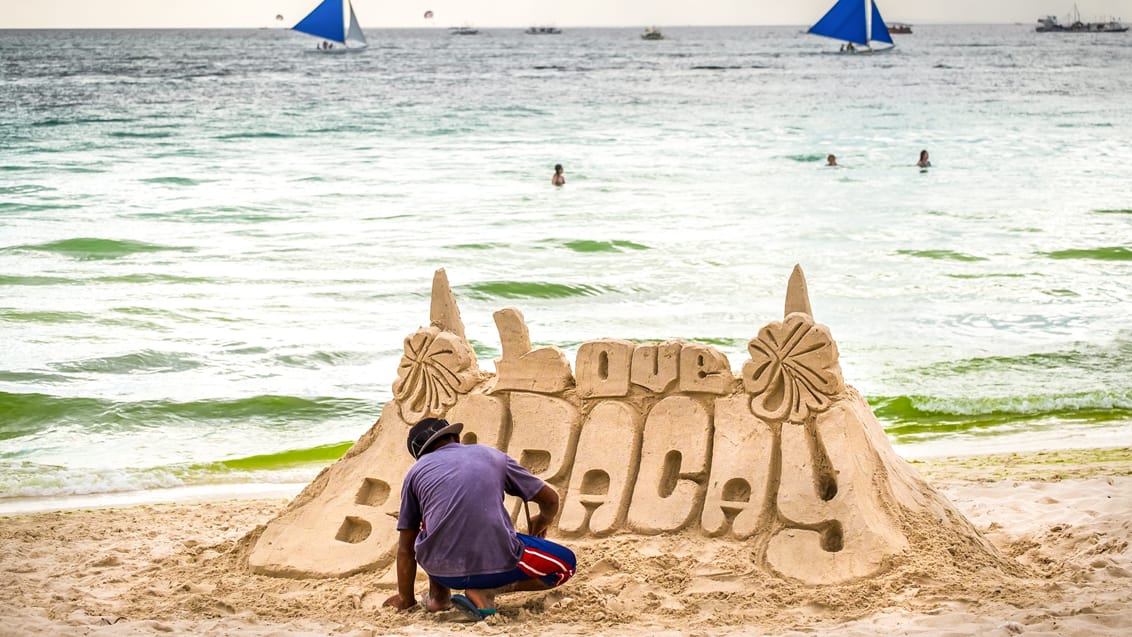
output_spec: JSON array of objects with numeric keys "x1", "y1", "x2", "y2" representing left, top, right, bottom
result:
[{"x1": 1, "y1": 26, "x2": 1130, "y2": 507}]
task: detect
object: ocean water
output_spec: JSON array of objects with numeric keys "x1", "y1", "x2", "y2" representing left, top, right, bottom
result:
[{"x1": 1, "y1": 25, "x2": 1130, "y2": 511}]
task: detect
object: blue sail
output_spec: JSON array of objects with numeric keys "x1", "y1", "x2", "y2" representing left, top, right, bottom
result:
[
  {"x1": 807, "y1": 0, "x2": 868, "y2": 45},
  {"x1": 870, "y1": 2, "x2": 895, "y2": 45},
  {"x1": 293, "y1": 0, "x2": 345, "y2": 43}
]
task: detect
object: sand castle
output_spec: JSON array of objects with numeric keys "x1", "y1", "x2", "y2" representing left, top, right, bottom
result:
[{"x1": 247, "y1": 266, "x2": 1004, "y2": 585}]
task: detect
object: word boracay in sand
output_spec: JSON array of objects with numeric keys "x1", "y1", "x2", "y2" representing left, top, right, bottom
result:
[{"x1": 245, "y1": 266, "x2": 1013, "y2": 616}]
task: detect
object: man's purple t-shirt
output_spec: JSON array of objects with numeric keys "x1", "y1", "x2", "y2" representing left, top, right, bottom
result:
[{"x1": 397, "y1": 443, "x2": 545, "y2": 578}]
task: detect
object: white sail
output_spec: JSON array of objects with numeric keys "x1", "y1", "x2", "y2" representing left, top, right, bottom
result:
[{"x1": 346, "y1": 2, "x2": 367, "y2": 46}]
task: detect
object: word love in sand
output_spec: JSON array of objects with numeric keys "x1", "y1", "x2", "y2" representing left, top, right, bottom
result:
[{"x1": 249, "y1": 267, "x2": 991, "y2": 586}]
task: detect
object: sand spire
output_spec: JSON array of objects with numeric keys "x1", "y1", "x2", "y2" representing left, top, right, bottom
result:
[
  {"x1": 429, "y1": 267, "x2": 465, "y2": 339},
  {"x1": 784, "y1": 263, "x2": 813, "y2": 317}
]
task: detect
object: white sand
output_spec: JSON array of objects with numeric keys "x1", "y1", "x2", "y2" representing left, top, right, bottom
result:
[{"x1": 2, "y1": 450, "x2": 1129, "y2": 636}]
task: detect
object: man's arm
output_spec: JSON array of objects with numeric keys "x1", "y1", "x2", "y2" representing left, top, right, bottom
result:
[
  {"x1": 527, "y1": 484, "x2": 559, "y2": 538},
  {"x1": 382, "y1": 529, "x2": 420, "y2": 610}
]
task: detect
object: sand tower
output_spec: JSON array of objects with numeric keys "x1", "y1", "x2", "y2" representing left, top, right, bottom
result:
[{"x1": 246, "y1": 267, "x2": 1004, "y2": 585}]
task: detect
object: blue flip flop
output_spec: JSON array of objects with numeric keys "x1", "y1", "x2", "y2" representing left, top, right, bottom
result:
[{"x1": 450, "y1": 594, "x2": 496, "y2": 622}]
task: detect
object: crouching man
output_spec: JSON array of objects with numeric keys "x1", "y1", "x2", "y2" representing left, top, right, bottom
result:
[{"x1": 382, "y1": 418, "x2": 577, "y2": 621}]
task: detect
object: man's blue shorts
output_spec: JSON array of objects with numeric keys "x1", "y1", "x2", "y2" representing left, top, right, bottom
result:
[{"x1": 430, "y1": 533, "x2": 576, "y2": 590}]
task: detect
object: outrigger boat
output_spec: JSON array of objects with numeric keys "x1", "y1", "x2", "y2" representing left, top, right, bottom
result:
[
  {"x1": 808, "y1": 0, "x2": 895, "y2": 53},
  {"x1": 293, "y1": 0, "x2": 368, "y2": 52}
]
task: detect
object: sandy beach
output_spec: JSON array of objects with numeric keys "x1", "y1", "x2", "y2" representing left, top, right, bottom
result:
[{"x1": 1, "y1": 447, "x2": 1128, "y2": 636}]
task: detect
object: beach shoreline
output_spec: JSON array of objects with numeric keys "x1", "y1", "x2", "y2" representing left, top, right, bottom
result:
[{"x1": 1, "y1": 447, "x2": 1129, "y2": 636}]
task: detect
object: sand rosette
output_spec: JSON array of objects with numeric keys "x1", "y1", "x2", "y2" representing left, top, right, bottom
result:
[
  {"x1": 743, "y1": 313, "x2": 844, "y2": 423},
  {"x1": 393, "y1": 326, "x2": 479, "y2": 423}
]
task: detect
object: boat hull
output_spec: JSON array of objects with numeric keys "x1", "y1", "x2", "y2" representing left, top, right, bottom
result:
[{"x1": 309, "y1": 46, "x2": 367, "y2": 54}]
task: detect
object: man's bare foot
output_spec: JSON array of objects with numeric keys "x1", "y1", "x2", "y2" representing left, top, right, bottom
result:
[
  {"x1": 463, "y1": 589, "x2": 495, "y2": 610},
  {"x1": 421, "y1": 592, "x2": 452, "y2": 612},
  {"x1": 381, "y1": 593, "x2": 416, "y2": 610}
]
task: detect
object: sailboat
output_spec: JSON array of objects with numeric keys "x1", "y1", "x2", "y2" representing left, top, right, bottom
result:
[
  {"x1": 293, "y1": 0, "x2": 368, "y2": 52},
  {"x1": 808, "y1": 0, "x2": 895, "y2": 53}
]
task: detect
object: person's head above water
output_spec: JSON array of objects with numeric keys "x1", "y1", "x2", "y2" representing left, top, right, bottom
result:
[
  {"x1": 919, "y1": 149, "x2": 929, "y2": 161},
  {"x1": 554, "y1": 164, "x2": 563, "y2": 174},
  {"x1": 826, "y1": 154, "x2": 837, "y2": 166}
]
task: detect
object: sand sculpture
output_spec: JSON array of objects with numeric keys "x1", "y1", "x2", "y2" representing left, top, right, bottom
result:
[{"x1": 247, "y1": 267, "x2": 1002, "y2": 585}]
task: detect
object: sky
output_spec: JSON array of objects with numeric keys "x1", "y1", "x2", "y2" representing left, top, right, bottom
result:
[{"x1": 2, "y1": 0, "x2": 1131, "y2": 29}]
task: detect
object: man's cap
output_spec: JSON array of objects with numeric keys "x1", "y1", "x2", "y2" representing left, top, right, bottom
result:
[{"x1": 406, "y1": 418, "x2": 464, "y2": 459}]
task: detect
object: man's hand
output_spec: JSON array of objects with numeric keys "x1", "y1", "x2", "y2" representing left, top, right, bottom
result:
[
  {"x1": 529, "y1": 512, "x2": 552, "y2": 538},
  {"x1": 390, "y1": 529, "x2": 420, "y2": 611},
  {"x1": 382, "y1": 593, "x2": 417, "y2": 610},
  {"x1": 528, "y1": 484, "x2": 560, "y2": 538}
]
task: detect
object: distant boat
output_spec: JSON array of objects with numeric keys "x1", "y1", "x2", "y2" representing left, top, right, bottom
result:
[
  {"x1": 888, "y1": 22, "x2": 913, "y2": 34},
  {"x1": 449, "y1": 26, "x2": 479, "y2": 35},
  {"x1": 1036, "y1": 5, "x2": 1128, "y2": 32},
  {"x1": 293, "y1": 0, "x2": 368, "y2": 52},
  {"x1": 808, "y1": 0, "x2": 895, "y2": 52},
  {"x1": 641, "y1": 27, "x2": 664, "y2": 40},
  {"x1": 526, "y1": 26, "x2": 562, "y2": 35}
]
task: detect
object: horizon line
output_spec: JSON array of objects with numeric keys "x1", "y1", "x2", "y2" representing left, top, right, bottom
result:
[{"x1": 0, "y1": 21, "x2": 1041, "y2": 31}]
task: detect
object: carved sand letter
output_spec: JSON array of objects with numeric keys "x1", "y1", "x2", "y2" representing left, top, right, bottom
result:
[
  {"x1": 506, "y1": 393, "x2": 580, "y2": 483},
  {"x1": 678, "y1": 344, "x2": 733, "y2": 394},
  {"x1": 559, "y1": 401, "x2": 640, "y2": 535},
  {"x1": 496, "y1": 307, "x2": 531, "y2": 356},
  {"x1": 576, "y1": 339, "x2": 634, "y2": 398},
  {"x1": 766, "y1": 406, "x2": 907, "y2": 584},
  {"x1": 492, "y1": 308, "x2": 574, "y2": 394},
  {"x1": 702, "y1": 394, "x2": 773, "y2": 538},
  {"x1": 446, "y1": 392, "x2": 509, "y2": 450},
  {"x1": 627, "y1": 395, "x2": 711, "y2": 533},
  {"x1": 630, "y1": 341, "x2": 681, "y2": 393}
]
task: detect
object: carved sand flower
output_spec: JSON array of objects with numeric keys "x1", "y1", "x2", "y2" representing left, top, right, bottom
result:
[
  {"x1": 393, "y1": 326, "x2": 479, "y2": 423},
  {"x1": 743, "y1": 313, "x2": 844, "y2": 423}
]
